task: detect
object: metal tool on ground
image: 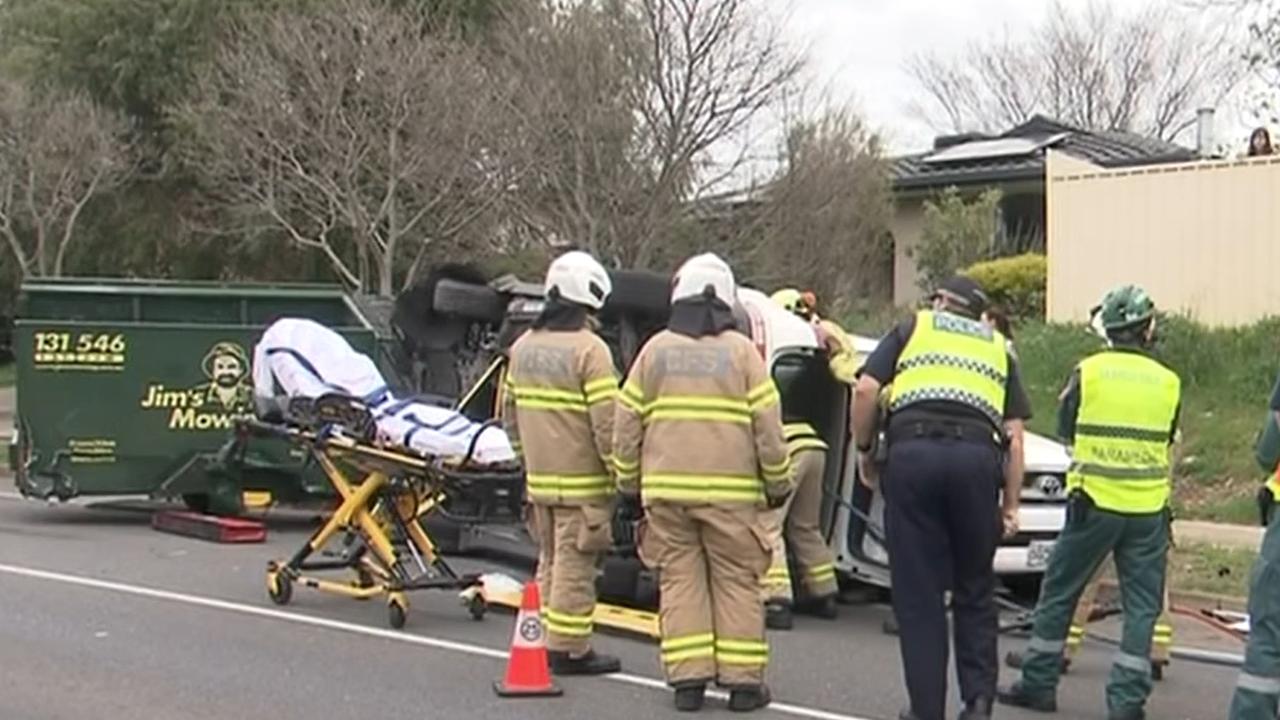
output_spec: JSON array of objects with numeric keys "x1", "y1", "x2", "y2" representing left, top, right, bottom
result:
[
  {"x1": 494, "y1": 581, "x2": 564, "y2": 698},
  {"x1": 151, "y1": 509, "x2": 266, "y2": 543},
  {"x1": 474, "y1": 571, "x2": 660, "y2": 639}
]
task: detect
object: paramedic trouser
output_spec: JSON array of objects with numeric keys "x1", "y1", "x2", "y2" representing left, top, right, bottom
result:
[
  {"x1": 529, "y1": 503, "x2": 613, "y2": 655},
  {"x1": 1229, "y1": 510, "x2": 1280, "y2": 719},
  {"x1": 763, "y1": 449, "x2": 837, "y2": 603},
  {"x1": 1068, "y1": 557, "x2": 1174, "y2": 666},
  {"x1": 642, "y1": 502, "x2": 772, "y2": 688},
  {"x1": 1017, "y1": 499, "x2": 1168, "y2": 717},
  {"x1": 883, "y1": 435, "x2": 1002, "y2": 720}
]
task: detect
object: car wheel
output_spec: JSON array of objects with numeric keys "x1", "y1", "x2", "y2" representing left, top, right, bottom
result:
[
  {"x1": 605, "y1": 270, "x2": 670, "y2": 316},
  {"x1": 432, "y1": 279, "x2": 506, "y2": 323}
]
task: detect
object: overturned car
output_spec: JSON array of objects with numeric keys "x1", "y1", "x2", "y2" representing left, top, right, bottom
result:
[{"x1": 396, "y1": 267, "x2": 1069, "y2": 605}]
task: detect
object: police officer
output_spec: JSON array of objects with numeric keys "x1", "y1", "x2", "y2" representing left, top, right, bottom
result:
[
  {"x1": 998, "y1": 285, "x2": 1181, "y2": 720},
  {"x1": 614, "y1": 253, "x2": 792, "y2": 713},
  {"x1": 501, "y1": 250, "x2": 622, "y2": 676},
  {"x1": 852, "y1": 275, "x2": 1030, "y2": 720},
  {"x1": 1227, "y1": 379, "x2": 1280, "y2": 718}
]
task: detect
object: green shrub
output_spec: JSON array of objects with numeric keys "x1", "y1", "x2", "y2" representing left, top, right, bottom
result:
[
  {"x1": 914, "y1": 187, "x2": 1002, "y2": 293},
  {"x1": 961, "y1": 253, "x2": 1046, "y2": 320}
]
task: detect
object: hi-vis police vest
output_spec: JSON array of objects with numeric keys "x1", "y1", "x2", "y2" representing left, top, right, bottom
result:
[
  {"x1": 784, "y1": 422, "x2": 828, "y2": 457},
  {"x1": 1067, "y1": 350, "x2": 1181, "y2": 514},
  {"x1": 887, "y1": 310, "x2": 1009, "y2": 427}
]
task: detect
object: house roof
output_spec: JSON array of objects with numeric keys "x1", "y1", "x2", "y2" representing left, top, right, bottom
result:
[{"x1": 891, "y1": 115, "x2": 1196, "y2": 192}]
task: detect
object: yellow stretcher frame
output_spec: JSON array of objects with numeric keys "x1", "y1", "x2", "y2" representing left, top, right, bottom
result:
[{"x1": 240, "y1": 419, "x2": 492, "y2": 629}]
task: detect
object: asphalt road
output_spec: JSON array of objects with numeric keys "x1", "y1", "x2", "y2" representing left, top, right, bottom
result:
[{"x1": 0, "y1": 496, "x2": 1243, "y2": 720}]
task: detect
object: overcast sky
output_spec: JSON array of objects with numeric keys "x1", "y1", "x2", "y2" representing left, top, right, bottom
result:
[{"x1": 780, "y1": 0, "x2": 1260, "y2": 155}]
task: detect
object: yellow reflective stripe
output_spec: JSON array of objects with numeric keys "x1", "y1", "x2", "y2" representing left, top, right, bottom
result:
[
  {"x1": 748, "y1": 382, "x2": 780, "y2": 412},
  {"x1": 545, "y1": 613, "x2": 594, "y2": 637},
  {"x1": 760, "y1": 458, "x2": 790, "y2": 482},
  {"x1": 664, "y1": 646, "x2": 716, "y2": 663},
  {"x1": 807, "y1": 563, "x2": 835, "y2": 579},
  {"x1": 661, "y1": 633, "x2": 715, "y2": 651},
  {"x1": 714, "y1": 638, "x2": 768, "y2": 666},
  {"x1": 644, "y1": 474, "x2": 761, "y2": 490},
  {"x1": 583, "y1": 377, "x2": 618, "y2": 394},
  {"x1": 620, "y1": 382, "x2": 646, "y2": 413},
  {"x1": 765, "y1": 568, "x2": 791, "y2": 581},
  {"x1": 648, "y1": 409, "x2": 751, "y2": 425},
  {"x1": 649, "y1": 396, "x2": 749, "y2": 413},
  {"x1": 515, "y1": 398, "x2": 588, "y2": 413},
  {"x1": 783, "y1": 422, "x2": 815, "y2": 437},
  {"x1": 584, "y1": 377, "x2": 619, "y2": 406},
  {"x1": 613, "y1": 456, "x2": 640, "y2": 472},
  {"x1": 788, "y1": 437, "x2": 828, "y2": 455},
  {"x1": 527, "y1": 474, "x2": 614, "y2": 499}
]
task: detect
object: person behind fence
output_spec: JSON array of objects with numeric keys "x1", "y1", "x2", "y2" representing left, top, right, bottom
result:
[
  {"x1": 501, "y1": 249, "x2": 622, "y2": 676},
  {"x1": 852, "y1": 275, "x2": 1029, "y2": 720},
  {"x1": 998, "y1": 284, "x2": 1181, "y2": 720},
  {"x1": 614, "y1": 252, "x2": 792, "y2": 713}
]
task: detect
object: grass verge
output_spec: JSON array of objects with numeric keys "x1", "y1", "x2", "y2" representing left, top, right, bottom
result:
[{"x1": 1168, "y1": 541, "x2": 1256, "y2": 600}]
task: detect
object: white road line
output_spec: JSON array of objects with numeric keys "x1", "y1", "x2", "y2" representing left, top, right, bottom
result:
[{"x1": 0, "y1": 562, "x2": 873, "y2": 720}]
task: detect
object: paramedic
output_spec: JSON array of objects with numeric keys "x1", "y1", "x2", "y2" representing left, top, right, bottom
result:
[
  {"x1": 502, "y1": 250, "x2": 622, "y2": 676},
  {"x1": 1227, "y1": 373, "x2": 1280, "y2": 718},
  {"x1": 852, "y1": 275, "x2": 1030, "y2": 720},
  {"x1": 998, "y1": 285, "x2": 1181, "y2": 720},
  {"x1": 614, "y1": 252, "x2": 792, "y2": 712}
]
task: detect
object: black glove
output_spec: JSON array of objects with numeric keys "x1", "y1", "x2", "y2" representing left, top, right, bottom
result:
[
  {"x1": 1258, "y1": 485, "x2": 1275, "y2": 527},
  {"x1": 618, "y1": 492, "x2": 643, "y2": 522},
  {"x1": 766, "y1": 487, "x2": 791, "y2": 510}
]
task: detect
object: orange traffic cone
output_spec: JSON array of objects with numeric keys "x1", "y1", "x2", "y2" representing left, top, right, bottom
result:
[{"x1": 493, "y1": 581, "x2": 563, "y2": 697}]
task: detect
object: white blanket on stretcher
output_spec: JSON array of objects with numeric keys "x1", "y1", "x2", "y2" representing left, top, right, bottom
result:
[{"x1": 252, "y1": 318, "x2": 515, "y2": 464}]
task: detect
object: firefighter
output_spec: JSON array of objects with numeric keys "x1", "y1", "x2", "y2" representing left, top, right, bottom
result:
[
  {"x1": 770, "y1": 288, "x2": 857, "y2": 384},
  {"x1": 1228, "y1": 413, "x2": 1280, "y2": 717},
  {"x1": 767, "y1": 420, "x2": 837, "y2": 627},
  {"x1": 614, "y1": 252, "x2": 792, "y2": 712},
  {"x1": 501, "y1": 250, "x2": 622, "y2": 676},
  {"x1": 852, "y1": 275, "x2": 1031, "y2": 720},
  {"x1": 998, "y1": 284, "x2": 1181, "y2": 720}
]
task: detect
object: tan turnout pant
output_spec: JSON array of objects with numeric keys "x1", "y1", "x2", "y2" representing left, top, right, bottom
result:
[
  {"x1": 762, "y1": 449, "x2": 837, "y2": 603},
  {"x1": 641, "y1": 502, "x2": 772, "y2": 688},
  {"x1": 528, "y1": 503, "x2": 613, "y2": 655},
  {"x1": 1067, "y1": 555, "x2": 1173, "y2": 664}
]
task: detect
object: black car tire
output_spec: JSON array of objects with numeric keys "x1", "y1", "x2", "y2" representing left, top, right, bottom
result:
[
  {"x1": 432, "y1": 279, "x2": 506, "y2": 323},
  {"x1": 604, "y1": 270, "x2": 670, "y2": 316}
]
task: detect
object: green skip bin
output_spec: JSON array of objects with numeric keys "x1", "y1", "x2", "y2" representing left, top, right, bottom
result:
[{"x1": 8, "y1": 277, "x2": 388, "y2": 516}]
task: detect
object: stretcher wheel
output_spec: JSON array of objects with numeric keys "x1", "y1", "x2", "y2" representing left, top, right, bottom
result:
[
  {"x1": 468, "y1": 594, "x2": 487, "y2": 621},
  {"x1": 268, "y1": 572, "x2": 292, "y2": 606},
  {"x1": 1152, "y1": 662, "x2": 1165, "y2": 682},
  {"x1": 388, "y1": 599, "x2": 408, "y2": 629}
]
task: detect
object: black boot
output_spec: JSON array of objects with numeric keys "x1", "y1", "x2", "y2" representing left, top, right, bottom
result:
[
  {"x1": 673, "y1": 681, "x2": 707, "y2": 712},
  {"x1": 728, "y1": 684, "x2": 772, "y2": 712},
  {"x1": 995, "y1": 682, "x2": 1057, "y2": 713},
  {"x1": 811, "y1": 594, "x2": 838, "y2": 619},
  {"x1": 765, "y1": 601, "x2": 793, "y2": 630},
  {"x1": 958, "y1": 696, "x2": 993, "y2": 720},
  {"x1": 1107, "y1": 707, "x2": 1146, "y2": 720},
  {"x1": 1005, "y1": 650, "x2": 1070, "y2": 674},
  {"x1": 548, "y1": 649, "x2": 621, "y2": 676},
  {"x1": 897, "y1": 711, "x2": 923, "y2": 720}
]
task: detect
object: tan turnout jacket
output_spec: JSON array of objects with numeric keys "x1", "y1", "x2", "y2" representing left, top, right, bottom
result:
[
  {"x1": 613, "y1": 329, "x2": 792, "y2": 505},
  {"x1": 502, "y1": 328, "x2": 619, "y2": 506}
]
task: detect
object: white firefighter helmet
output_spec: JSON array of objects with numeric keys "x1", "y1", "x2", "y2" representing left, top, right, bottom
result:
[
  {"x1": 544, "y1": 250, "x2": 612, "y2": 310},
  {"x1": 671, "y1": 252, "x2": 736, "y2": 304}
]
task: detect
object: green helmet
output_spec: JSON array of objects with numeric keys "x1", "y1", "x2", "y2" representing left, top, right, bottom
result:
[{"x1": 1095, "y1": 284, "x2": 1156, "y2": 331}]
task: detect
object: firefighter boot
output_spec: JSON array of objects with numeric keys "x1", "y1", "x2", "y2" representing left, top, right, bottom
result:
[
  {"x1": 728, "y1": 684, "x2": 772, "y2": 712},
  {"x1": 548, "y1": 649, "x2": 622, "y2": 676},
  {"x1": 673, "y1": 681, "x2": 707, "y2": 712},
  {"x1": 765, "y1": 600, "x2": 793, "y2": 630}
]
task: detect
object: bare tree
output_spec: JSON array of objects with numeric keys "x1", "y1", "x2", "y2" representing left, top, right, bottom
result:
[
  {"x1": 907, "y1": 0, "x2": 1241, "y2": 141},
  {"x1": 702, "y1": 105, "x2": 892, "y2": 309},
  {"x1": 177, "y1": 0, "x2": 522, "y2": 296},
  {"x1": 0, "y1": 76, "x2": 135, "y2": 278},
  {"x1": 495, "y1": 0, "x2": 801, "y2": 270}
]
